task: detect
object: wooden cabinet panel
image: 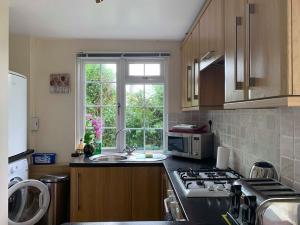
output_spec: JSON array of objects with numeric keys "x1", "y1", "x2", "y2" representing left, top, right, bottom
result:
[
  {"x1": 192, "y1": 22, "x2": 200, "y2": 107},
  {"x1": 224, "y1": 0, "x2": 247, "y2": 103},
  {"x1": 207, "y1": 0, "x2": 224, "y2": 58},
  {"x1": 70, "y1": 167, "x2": 132, "y2": 222},
  {"x1": 181, "y1": 41, "x2": 192, "y2": 108},
  {"x1": 181, "y1": 36, "x2": 193, "y2": 109},
  {"x1": 131, "y1": 167, "x2": 162, "y2": 220},
  {"x1": 248, "y1": 0, "x2": 289, "y2": 99},
  {"x1": 199, "y1": 9, "x2": 209, "y2": 59}
]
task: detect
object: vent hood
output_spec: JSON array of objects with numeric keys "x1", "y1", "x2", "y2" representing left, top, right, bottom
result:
[{"x1": 199, "y1": 51, "x2": 224, "y2": 71}]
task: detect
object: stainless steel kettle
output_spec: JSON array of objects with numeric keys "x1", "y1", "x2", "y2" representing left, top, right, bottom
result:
[{"x1": 249, "y1": 161, "x2": 278, "y2": 180}]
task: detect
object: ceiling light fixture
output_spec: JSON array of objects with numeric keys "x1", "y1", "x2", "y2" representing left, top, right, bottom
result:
[{"x1": 96, "y1": 0, "x2": 104, "y2": 3}]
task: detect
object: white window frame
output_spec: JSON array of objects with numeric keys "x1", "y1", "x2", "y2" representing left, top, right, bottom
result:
[{"x1": 76, "y1": 56, "x2": 169, "y2": 153}]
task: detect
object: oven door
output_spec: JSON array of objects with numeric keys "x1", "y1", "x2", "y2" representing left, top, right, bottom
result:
[{"x1": 167, "y1": 133, "x2": 191, "y2": 157}]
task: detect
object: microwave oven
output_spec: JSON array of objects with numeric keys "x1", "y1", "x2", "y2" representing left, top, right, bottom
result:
[{"x1": 167, "y1": 132, "x2": 214, "y2": 159}]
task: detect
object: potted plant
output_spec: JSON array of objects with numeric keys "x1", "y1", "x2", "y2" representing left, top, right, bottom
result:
[{"x1": 83, "y1": 115, "x2": 104, "y2": 157}]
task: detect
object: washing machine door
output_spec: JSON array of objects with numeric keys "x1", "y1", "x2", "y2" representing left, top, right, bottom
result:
[{"x1": 8, "y1": 179, "x2": 50, "y2": 225}]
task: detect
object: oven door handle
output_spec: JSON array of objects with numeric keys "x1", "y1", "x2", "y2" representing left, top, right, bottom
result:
[{"x1": 164, "y1": 197, "x2": 170, "y2": 214}]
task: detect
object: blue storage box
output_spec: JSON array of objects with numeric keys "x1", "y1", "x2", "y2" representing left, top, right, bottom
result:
[{"x1": 32, "y1": 153, "x2": 56, "y2": 164}]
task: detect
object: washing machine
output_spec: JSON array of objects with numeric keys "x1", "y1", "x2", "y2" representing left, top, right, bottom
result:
[{"x1": 8, "y1": 159, "x2": 50, "y2": 225}]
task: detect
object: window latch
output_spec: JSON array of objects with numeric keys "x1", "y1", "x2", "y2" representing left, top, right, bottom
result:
[{"x1": 117, "y1": 103, "x2": 121, "y2": 115}]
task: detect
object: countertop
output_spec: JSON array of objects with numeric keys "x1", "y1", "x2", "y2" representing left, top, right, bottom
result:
[{"x1": 66, "y1": 155, "x2": 229, "y2": 225}]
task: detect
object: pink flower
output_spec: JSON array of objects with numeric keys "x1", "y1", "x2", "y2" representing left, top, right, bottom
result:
[
  {"x1": 86, "y1": 114, "x2": 93, "y2": 120},
  {"x1": 88, "y1": 117, "x2": 104, "y2": 140}
]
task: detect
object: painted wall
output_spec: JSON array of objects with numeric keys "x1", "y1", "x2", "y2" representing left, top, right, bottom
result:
[
  {"x1": 9, "y1": 36, "x2": 182, "y2": 162},
  {"x1": 0, "y1": 0, "x2": 9, "y2": 223}
]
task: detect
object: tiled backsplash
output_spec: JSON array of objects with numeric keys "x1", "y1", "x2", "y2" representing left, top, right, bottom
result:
[{"x1": 168, "y1": 108, "x2": 300, "y2": 191}]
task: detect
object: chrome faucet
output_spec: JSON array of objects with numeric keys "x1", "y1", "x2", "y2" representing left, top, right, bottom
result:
[{"x1": 115, "y1": 129, "x2": 136, "y2": 155}]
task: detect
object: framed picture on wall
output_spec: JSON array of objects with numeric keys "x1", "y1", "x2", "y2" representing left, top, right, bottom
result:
[{"x1": 50, "y1": 73, "x2": 70, "y2": 94}]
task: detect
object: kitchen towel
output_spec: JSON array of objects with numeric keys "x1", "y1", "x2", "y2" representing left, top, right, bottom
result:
[{"x1": 216, "y1": 146, "x2": 230, "y2": 170}]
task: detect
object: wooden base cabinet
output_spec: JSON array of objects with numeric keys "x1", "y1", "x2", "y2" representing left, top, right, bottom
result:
[
  {"x1": 70, "y1": 166, "x2": 163, "y2": 222},
  {"x1": 70, "y1": 167, "x2": 132, "y2": 222},
  {"x1": 131, "y1": 167, "x2": 162, "y2": 220}
]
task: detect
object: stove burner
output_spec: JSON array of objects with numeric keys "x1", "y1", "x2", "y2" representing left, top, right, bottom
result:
[
  {"x1": 197, "y1": 180, "x2": 204, "y2": 186},
  {"x1": 187, "y1": 168, "x2": 199, "y2": 178},
  {"x1": 214, "y1": 181, "x2": 226, "y2": 185}
]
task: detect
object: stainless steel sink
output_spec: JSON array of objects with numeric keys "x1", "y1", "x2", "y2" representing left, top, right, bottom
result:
[{"x1": 89, "y1": 154, "x2": 128, "y2": 162}]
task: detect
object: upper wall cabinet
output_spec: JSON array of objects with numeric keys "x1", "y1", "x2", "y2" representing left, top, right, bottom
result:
[
  {"x1": 199, "y1": 0, "x2": 224, "y2": 71},
  {"x1": 181, "y1": 0, "x2": 225, "y2": 111},
  {"x1": 225, "y1": 0, "x2": 300, "y2": 109}
]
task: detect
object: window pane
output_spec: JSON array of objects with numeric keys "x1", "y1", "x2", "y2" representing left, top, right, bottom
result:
[
  {"x1": 103, "y1": 128, "x2": 116, "y2": 148},
  {"x1": 126, "y1": 85, "x2": 144, "y2": 107},
  {"x1": 101, "y1": 64, "x2": 116, "y2": 82},
  {"x1": 86, "y1": 83, "x2": 101, "y2": 105},
  {"x1": 86, "y1": 107, "x2": 101, "y2": 118},
  {"x1": 145, "y1": 85, "x2": 164, "y2": 107},
  {"x1": 145, "y1": 64, "x2": 160, "y2": 76},
  {"x1": 145, "y1": 108, "x2": 163, "y2": 128},
  {"x1": 102, "y1": 106, "x2": 117, "y2": 127},
  {"x1": 126, "y1": 107, "x2": 144, "y2": 128},
  {"x1": 102, "y1": 83, "x2": 117, "y2": 105},
  {"x1": 126, "y1": 129, "x2": 144, "y2": 150},
  {"x1": 129, "y1": 64, "x2": 144, "y2": 76},
  {"x1": 86, "y1": 64, "x2": 100, "y2": 81},
  {"x1": 145, "y1": 129, "x2": 163, "y2": 150}
]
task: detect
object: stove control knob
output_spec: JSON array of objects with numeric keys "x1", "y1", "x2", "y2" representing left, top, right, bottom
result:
[
  {"x1": 224, "y1": 183, "x2": 231, "y2": 190},
  {"x1": 208, "y1": 185, "x2": 214, "y2": 191},
  {"x1": 217, "y1": 184, "x2": 224, "y2": 191}
]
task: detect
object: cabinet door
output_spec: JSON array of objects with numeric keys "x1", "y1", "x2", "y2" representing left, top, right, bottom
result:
[
  {"x1": 181, "y1": 42, "x2": 190, "y2": 108},
  {"x1": 224, "y1": 0, "x2": 247, "y2": 102},
  {"x1": 207, "y1": 0, "x2": 225, "y2": 58},
  {"x1": 247, "y1": 0, "x2": 289, "y2": 99},
  {"x1": 181, "y1": 36, "x2": 193, "y2": 109},
  {"x1": 131, "y1": 167, "x2": 162, "y2": 220},
  {"x1": 192, "y1": 22, "x2": 200, "y2": 106},
  {"x1": 70, "y1": 167, "x2": 132, "y2": 222},
  {"x1": 199, "y1": 8, "x2": 209, "y2": 59}
]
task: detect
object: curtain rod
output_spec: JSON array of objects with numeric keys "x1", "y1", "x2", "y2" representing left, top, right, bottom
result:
[{"x1": 76, "y1": 52, "x2": 171, "y2": 58}]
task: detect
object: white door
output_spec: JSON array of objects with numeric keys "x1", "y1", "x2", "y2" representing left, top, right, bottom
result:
[
  {"x1": 8, "y1": 72, "x2": 27, "y2": 157},
  {"x1": 8, "y1": 180, "x2": 50, "y2": 225}
]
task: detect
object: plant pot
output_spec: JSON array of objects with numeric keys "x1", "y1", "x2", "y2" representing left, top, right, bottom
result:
[{"x1": 83, "y1": 143, "x2": 95, "y2": 157}]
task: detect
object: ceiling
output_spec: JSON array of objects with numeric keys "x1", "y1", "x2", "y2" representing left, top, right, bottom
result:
[{"x1": 9, "y1": 0, "x2": 206, "y2": 40}]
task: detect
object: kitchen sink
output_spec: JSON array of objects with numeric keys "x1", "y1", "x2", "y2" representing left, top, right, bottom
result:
[
  {"x1": 89, "y1": 153, "x2": 167, "y2": 162},
  {"x1": 89, "y1": 154, "x2": 128, "y2": 162},
  {"x1": 127, "y1": 153, "x2": 167, "y2": 161}
]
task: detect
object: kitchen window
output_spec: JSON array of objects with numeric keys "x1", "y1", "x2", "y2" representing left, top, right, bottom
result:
[{"x1": 76, "y1": 54, "x2": 168, "y2": 152}]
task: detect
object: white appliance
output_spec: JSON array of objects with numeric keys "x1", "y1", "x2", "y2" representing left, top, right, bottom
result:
[
  {"x1": 174, "y1": 168, "x2": 242, "y2": 197},
  {"x1": 8, "y1": 159, "x2": 50, "y2": 225},
  {"x1": 8, "y1": 72, "x2": 27, "y2": 157}
]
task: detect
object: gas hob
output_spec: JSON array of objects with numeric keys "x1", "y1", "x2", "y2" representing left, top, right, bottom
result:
[{"x1": 174, "y1": 168, "x2": 242, "y2": 197}]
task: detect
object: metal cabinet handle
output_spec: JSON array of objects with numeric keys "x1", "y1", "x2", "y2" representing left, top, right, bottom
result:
[
  {"x1": 247, "y1": 3, "x2": 256, "y2": 87},
  {"x1": 77, "y1": 172, "x2": 80, "y2": 211},
  {"x1": 235, "y1": 16, "x2": 244, "y2": 90},
  {"x1": 164, "y1": 197, "x2": 170, "y2": 213},
  {"x1": 187, "y1": 65, "x2": 192, "y2": 102},
  {"x1": 193, "y1": 59, "x2": 199, "y2": 99}
]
